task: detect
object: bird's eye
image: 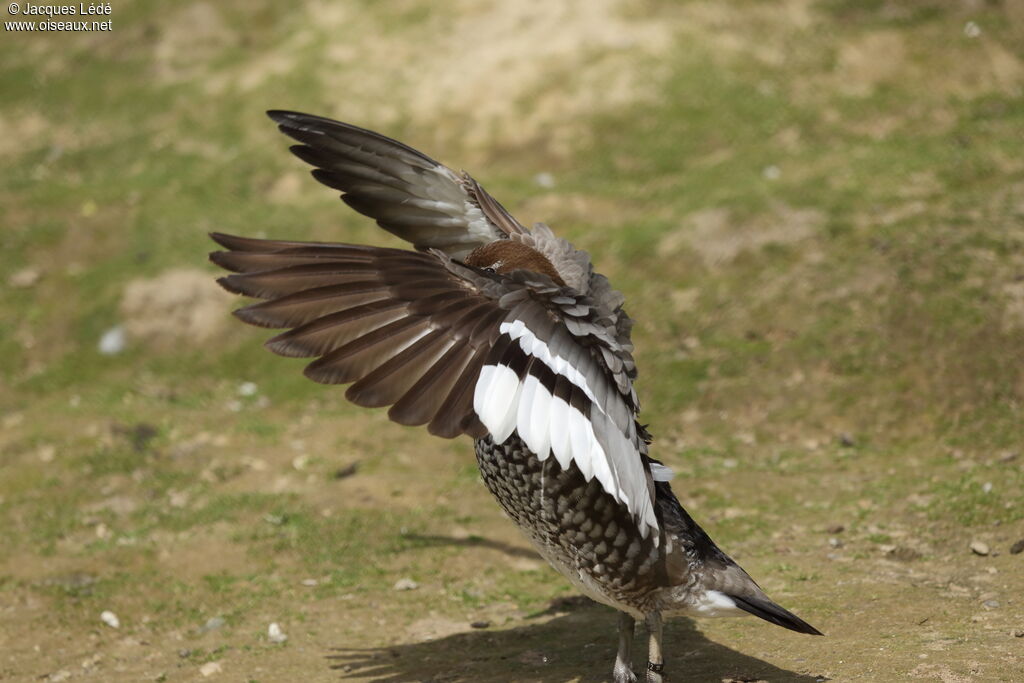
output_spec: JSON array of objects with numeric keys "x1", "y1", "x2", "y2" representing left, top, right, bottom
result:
[{"x1": 483, "y1": 267, "x2": 497, "y2": 274}]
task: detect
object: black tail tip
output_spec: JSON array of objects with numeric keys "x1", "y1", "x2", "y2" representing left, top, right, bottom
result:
[{"x1": 729, "y1": 594, "x2": 823, "y2": 636}]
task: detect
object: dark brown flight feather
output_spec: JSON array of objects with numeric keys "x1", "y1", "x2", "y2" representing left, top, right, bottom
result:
[
  {"x1": 211, "y1": 233, "x2": 505, "y2": 436},
  {"x1": 267, "y1": 110, "x2": 527, "y2": 259}
]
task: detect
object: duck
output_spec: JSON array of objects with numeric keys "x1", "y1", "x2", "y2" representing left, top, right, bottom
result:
[{"x1": 210, "y1": 110, "x2": 822, "y2": 683}]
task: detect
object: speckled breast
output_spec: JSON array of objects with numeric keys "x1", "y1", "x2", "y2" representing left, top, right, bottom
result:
[{"x1": 475, "y1": 435, "x2": 663, "y2": 612}]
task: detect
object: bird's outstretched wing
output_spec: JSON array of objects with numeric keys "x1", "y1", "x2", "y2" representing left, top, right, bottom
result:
[
  {"x1": 211, "y1": 233, "x2": 657, "y2": 536},
  {"x1": 267, "y1": 110, "x2": 527, "y2": 259},
  {"x1": 213, "y1": 111, "x2": 655, "y2": 534}
]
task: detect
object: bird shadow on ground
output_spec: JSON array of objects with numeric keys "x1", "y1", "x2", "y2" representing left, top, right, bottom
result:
[
  {"x1": 401, "y1": 533, "x2": 542, "y2": 560},
  {"x1": 326, "y1": 596, "x2": 825, "y2": 682}
]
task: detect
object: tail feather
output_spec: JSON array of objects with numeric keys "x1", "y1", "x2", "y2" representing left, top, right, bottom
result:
[
  {"x1": 728, "y1": 593, "x2": 823, "y2": 636},
  {"x1": 653, "y1": 478, "x2": 824, "y2": 637}
]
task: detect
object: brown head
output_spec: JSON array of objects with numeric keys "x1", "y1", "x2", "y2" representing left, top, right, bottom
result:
[{"x1": 464, "y1": 241, "x2": 566, "y2": 286}]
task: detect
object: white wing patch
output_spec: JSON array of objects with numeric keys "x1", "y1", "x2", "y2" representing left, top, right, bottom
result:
[
  {"x1": 649, "y1": 462, "x2": 674, "y2": 482},
  {"x1": 475, "y1": 364, "x2": 521, "y2": 443},
  {"x1": 461, "y1": 198, "x2": 501, "y2": 246},
  {"x1": 500, "y1": 319, "x2": 597, "y2": 402},
  {"x1": 472, "y1": 321, "x2": 658, "y2": 537}
]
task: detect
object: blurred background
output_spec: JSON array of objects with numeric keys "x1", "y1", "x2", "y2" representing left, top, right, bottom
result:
[{"x1": 2, "y1": 1, "x2": 1022, "y2": 681}]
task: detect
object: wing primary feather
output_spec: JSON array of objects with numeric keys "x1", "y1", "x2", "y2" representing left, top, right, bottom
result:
[
  {"x1": 210, "y1": 232, "x2": 386, "y2": 253},
  {"x1": 301, "y1": 318, "x2": 432, "y2": 384},
  {"x1": 428, "y1": 335, "x2": 506, "y2": 439},
  {"x1": 344, "y1": 329, "x2": 454, "y2": 407},
  {"x1": 389, "y1": 342, "x2": 476, "y2": 426},
  {"x1": 264, "y1": 300, "x2": 408, "y2": 358},
  {"x1": 233, "y1": 281, "x2": 391, "y2": 329}
]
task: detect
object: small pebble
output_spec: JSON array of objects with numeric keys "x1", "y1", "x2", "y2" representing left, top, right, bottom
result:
[
  {"x1": 1010, "y1": 538, "x2": 1024, "y2": 555},
  {"x1": 826, "y1": 524, "x2": 845, "y2": 534},
  {"x1": 838, "y1": 433, "x2": 855, "y2": 448},
  {"x1": 48, "y1": 671, "x2": 72, "y2": 682},
  {"x1": 237, "y1": 381, "x2": 258, "y2": 396},
  {"x1": 199, "y1": 661, "x2": 222, "y2": 677},
  {"x1": 98, "y1": 326, "x2": 126, "y2": 355},
  {"x1": 333, "y1": 462, "x2": 360, "y2": 479},
  {"x1": 470, "y1": 620, "x2": 490, "y2": 629},
  {"x1": 268, "y1": 622, "x2": 287, "y2": 643},
  {"x1": 888, "y1": 546, "x2": 922, "y2": 562},
  {"x1": 534, "y1": 172, "x2": 555, "y2": 189},
  {"x1": 828, "y1": 538, "x2": 843, "y2": 548},
  {"x1": 301, "y1": 578, "x2": 319, "y2": 587},
  {"x1": 1013, "y1": 629, "x2": 1024, "y2": 638},
  {"x1": 983, "y1": 600, "x2": 1000, "y2": 609},
  {"x1": 393, "y1": 578, "x2": 419, "y2": 591},
  {"x1": 100, "y1": 610, "x2": 120, "y2": 629},
  {"x1": 970, "y1": 541, "x2": 990, "y2": 556}
]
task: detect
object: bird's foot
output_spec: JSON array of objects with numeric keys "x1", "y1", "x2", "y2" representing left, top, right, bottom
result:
[
  {"x1": 612, "y1": 661, "x2": 638, "y2": 683},
  {"x1": 646, "y1": 660, "x2": 666, "y2": 683}
]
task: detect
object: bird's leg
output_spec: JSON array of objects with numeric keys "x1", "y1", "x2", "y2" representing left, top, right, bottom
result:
[
  {"x1": 645, "y1": 611, "x2": 665, "y2": 683},
  {"x1": 612, "y1": 612, "x2": 637, "y2": 683}
]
